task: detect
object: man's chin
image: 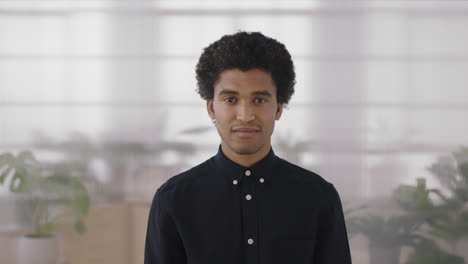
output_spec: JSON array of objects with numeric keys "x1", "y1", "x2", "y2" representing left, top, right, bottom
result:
[{"x1": 229, "y1": 143, "x2": 264, "y2": 155}]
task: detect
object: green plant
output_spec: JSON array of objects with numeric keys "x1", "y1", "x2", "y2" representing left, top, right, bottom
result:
[
  {"x1": 425, "y1": 147, "x2": 468, "y2": 251},
  {"x1": 394, "y1": 177, "x2": 445, "y2": 228},
  {"x1": 349, "y1": 178, "x2": 429, "y2": 249},
  {"x1": 0, "y1": 151, "x2": 90, "y2": 236},
  {"x1": 342, "y1": 201, "x2": 366, "y2": 238},
  {"x1": 406, "y1": 238, "x2": 464, "y2": 264},
  {"x1": 353, "y1": 213, "x2": 425, "y2": 248},
  {"x1": 394, "y1": 146, "x2": 468, "y2": 262}
]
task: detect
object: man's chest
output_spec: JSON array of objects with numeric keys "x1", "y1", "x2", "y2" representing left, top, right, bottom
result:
[{"x1": 171, "y1": 179, "x2": 321, "y2": 264}]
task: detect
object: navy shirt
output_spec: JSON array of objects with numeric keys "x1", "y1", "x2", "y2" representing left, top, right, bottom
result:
[{"x1": 145, "y1": 145, "x2": 352, "y2": 264}]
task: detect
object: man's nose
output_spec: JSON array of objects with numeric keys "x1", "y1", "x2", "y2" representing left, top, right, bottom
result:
[{"x1": 236, "y1": 102, "x2": 255, "y2": 122}]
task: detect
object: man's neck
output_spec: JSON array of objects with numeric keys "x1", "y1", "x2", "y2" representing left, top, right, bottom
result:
[{"x1": 221, "y1": 142, "x2": 271, "y2": 167}]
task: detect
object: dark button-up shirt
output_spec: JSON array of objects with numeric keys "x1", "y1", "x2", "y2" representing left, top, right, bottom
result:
[{"x1": 145, "y1": 145, "x2": 352, "y2": 264}]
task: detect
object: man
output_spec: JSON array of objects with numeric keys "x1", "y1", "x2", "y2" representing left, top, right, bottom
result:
[{"x1": 145, "y1": 31, "x2": 352, "y2": 264}]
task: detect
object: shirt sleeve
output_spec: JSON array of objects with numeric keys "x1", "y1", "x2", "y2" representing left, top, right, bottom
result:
[
  {"x1": 144, "y1": 188, "x2": 187, "y2": 264},
  {"x1": 314, "y1": 183, "x2": 352, "y2": 264}
]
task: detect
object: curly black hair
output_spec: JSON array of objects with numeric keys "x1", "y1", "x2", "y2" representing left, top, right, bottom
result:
[{"x1": 195, "y1": 31, "x2": 296, "y2": 105}]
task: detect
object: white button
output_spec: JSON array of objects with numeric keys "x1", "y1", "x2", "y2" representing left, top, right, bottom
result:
[
  {"x1": 245, "y1": 170, "x2": 251, "y2": 176},
  {"x1": 245, "y1": 194, "x2": 252, "y2": 200},
  {"x1": 247, "y1": 238, "x2": 254, "y2": 245},
  {"x1": 233, "y1": 180, "x2": 238, "y2": 185},
  {"x1": 259, "y1": 178, "x2": 265, "y2": 183}
]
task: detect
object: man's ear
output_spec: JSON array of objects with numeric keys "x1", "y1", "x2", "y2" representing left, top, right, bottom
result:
[
  {"x1": 207, "y1": 99, "x2": 215, "y2": 119},
  {"x1": 275, "y1": 103, "x2": 283, "y2": 120}
]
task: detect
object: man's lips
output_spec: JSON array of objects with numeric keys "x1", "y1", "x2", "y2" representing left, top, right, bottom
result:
[
  {"x1": 233, "y1": 128, "x2": 259, "y2": 137},
  {"x1": 234, "y1": 129, "x2": 258, "y2": 132}
]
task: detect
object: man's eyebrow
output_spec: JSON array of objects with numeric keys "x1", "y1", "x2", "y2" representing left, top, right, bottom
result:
[
  {"x1": 218, "y1": 89, "x2": 272, "y2": 98},
  {"x1": 218, "y1": 89, "x2": 239, "y2": 96},
  {"x1": 252, "y1": 90, "x2": 272, "y2": 98}
]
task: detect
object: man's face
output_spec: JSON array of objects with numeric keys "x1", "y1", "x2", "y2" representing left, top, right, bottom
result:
[{"x1": 207, "y1": 68, "x2": 283, "y2": 156}]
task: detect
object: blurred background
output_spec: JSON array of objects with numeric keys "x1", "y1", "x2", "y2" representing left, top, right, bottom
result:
[{"x1": 1, "y1": 0, "x2": 468, "y2": 263}]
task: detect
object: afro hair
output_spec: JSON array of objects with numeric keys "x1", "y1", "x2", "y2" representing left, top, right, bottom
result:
[{"x1": 195, "y1": 31, "x2": 296, "y2": 105}]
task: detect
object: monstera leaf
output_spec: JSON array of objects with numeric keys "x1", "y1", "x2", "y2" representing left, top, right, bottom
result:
[
  {"x1": 0, "y1": 151, "x2": 90, "y2": 236},
  {"x1": 0, "y1": 151, "x2": 41, "y2": 193}
]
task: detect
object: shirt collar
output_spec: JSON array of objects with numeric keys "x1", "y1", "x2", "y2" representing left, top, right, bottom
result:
[{"x1": 213, "y1": 144, "x2": 277, "y2": 188}]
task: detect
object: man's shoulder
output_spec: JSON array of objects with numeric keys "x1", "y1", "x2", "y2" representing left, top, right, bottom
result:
[
  {"x1": 275, "y1": 156, "x2": 336, "y2": 194},
  {"x1": 156, "y1": 157, "x2": 213, "y2": 196},
  {"x1": 276, "y1": 157, "x2": 328, "y2": 183}
]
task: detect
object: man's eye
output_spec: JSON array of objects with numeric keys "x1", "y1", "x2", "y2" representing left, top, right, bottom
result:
[
  {"x1": 255, "y1": 98, "x2": 267, "y2": 103},
  {"x1": 224, "y1": 97, "x2": 236, "y2": 103}
]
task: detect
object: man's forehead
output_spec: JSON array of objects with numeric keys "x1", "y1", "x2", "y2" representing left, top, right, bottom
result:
[{"x1": 214, "y1": 69, "x2": 276, "y2": 96}]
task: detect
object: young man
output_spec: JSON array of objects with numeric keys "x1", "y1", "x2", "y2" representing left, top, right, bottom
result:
[{"x1": 145, "y1": 31, "x2": 352, "y2": 264}]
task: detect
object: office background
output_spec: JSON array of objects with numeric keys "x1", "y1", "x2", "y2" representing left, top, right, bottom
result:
[{"x1": 1, "y1": 0, "x2": 468, "y2": 263}]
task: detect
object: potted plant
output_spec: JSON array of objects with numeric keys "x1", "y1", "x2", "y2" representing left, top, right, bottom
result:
[
  {"x1": 394, "y1": 147, "x2": 468, "y2": 263},
  {"x1": 395, "y1": 177, "x2": 466, "y2": 263},
  {"x1": 425, "y1": 147, "x2": 468, "y2": 253},
  {"x1": 353, "y1": 212, "x2": 426, "y2": 264},
  {"x1": 0, "y1": 151, "x2": 90, "y2": 264}
]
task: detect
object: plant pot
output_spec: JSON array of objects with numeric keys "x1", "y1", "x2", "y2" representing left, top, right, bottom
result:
[
  {"x1": 17, "y1": 234, "x2": 61, "y2": 264},
  {"x1": 369, "y1": 244, "x2": 401, "y2": 264}
]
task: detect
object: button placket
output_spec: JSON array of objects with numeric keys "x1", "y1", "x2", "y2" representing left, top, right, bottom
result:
[{"x1": 240, "y1": 171, "x2": 259, "y2": 264}]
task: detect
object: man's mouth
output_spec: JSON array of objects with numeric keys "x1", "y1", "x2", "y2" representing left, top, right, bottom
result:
[{"x1": 233, "y1": 128, "x2": 258, "y2": 137}]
